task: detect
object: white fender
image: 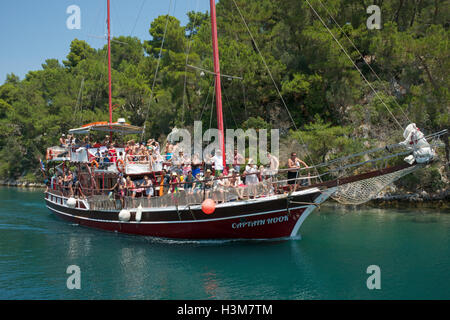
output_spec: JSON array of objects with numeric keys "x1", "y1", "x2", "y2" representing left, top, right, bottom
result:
[
  {"x1": 118, "y1": 209, "x2": 130, "y2": 222},
  {"x1": 136, "y1": 204, "x2": 142, "y2": 222},
  {"x1": 67, "y1": 197, "x2": 77, "y2": 208}
]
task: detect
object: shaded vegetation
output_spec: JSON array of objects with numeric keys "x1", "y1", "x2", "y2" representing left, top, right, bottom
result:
[{"x1": 0, "y1": 0, "x2": 448, "y2": 191}]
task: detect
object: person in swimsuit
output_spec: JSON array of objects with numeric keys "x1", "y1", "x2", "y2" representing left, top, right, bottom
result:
[
  {"x1": 287, "y1": 152, "x2": 308, "y2": 191},
  {"x1": 141, "y1": 175, "x2": 154, "y2": 199}
]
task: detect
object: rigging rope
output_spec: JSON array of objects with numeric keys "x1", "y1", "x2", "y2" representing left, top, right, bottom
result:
[
  {"x1": 199, "y1": 77, "x2": 215, "y2": 121},
  {"x1": 209, "y1": 79, "x2": 216, "y2": 132},
  {"x1": 304, "y1": 0, "x2": 404, "y2": 131},
  {"x1": 221, "y1": 81, "x2": 239, "y2": 128},
  {"x1": 75, "y1": 77, "x2": 85, "y2": 126},
  {"x1": 182, "y1": 0, "x2": 200, "y2": 124},
  {"x1": 141, "y1": 0, "x2": 174, "y2": 141},
  {"x1": 231, "y1": 0, "x2": 322, "y2": 182},
  {"x1": 130, "y1": 0, "x2": 147, "y2": 36},
  {"x1": 315, "y1": 0, "x2": 412, "y2": 126}
]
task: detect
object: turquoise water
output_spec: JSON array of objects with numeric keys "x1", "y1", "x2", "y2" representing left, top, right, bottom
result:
[{"x1": 0, "y1": 187, "x2": 449, "y2": 299}]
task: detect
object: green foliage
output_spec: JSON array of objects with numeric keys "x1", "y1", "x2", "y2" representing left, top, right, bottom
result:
[
  {"x1": 63, "y1": 39, "x2": 95, "y2": 69},
  {"x1": 396, "y1": 165, "x2": 446, "y2": 193},
  {"x1": 0, "y1": 0, "x2": 448, "y2": 191},
  {"x1": 290, "y1": 116, "x2": 364, "y2": 164}
]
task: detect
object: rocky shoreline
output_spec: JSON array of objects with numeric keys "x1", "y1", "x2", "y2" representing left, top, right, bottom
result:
[
  {"x1": 0, "y1": 179, "x2": 46, "y2": 188},
  {"x1": 368, "y1": 189, "x2": 449, "y2": 209}
]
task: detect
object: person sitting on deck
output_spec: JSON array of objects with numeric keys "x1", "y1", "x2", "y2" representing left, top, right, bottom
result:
[
  {"x1": 169, "y1": 172, "x2": 179, "y2": 194},
  {"x1": 244, "y1": 159, "x2": 259, "y2": 199},
  {"x1": 153, "y1": 151, "x2": 164, "y2": 172},
  {"x1": 214, "y1": 172, "x2": 229, "y2": 203},
  {"x1": 125, "y1": 176, "x2": 136, "y2": 198},
  {"x1": 204, "y1": 153, "x2": 213, "y2": 173},
  {"x1": 191, "y1": 153, "x2": 201, "y2": 178},
  {"x1": 171, "y1": 151, "x2": 184, "y2": 176},
  {"x1": 111, "y1": 177, "x2": 126, "y2": 208},
  {"x1": 201, "y1": 169, "x2": 214, "y2": 198},
  {"x1": 102, "y1": 135, "x2": 111, "y2": 146},
  {"x1": 107, "y1": 144, "x2": 117, "y2": 163},
  {"x1": 184, "y1": 171, "x2": 195, "y2": 194},
  {"x1": 160, "y1": 169, "x2": 171, "y2": 195},
  {"x1": 164, "y1": 141, "x2": 174, "y2": 161},
  {"x1": 74, "y1": 180, "x2": 85, "y2": 199},
  {"x1": 63, "y1": 170, "x2": 74, "y2": 197},
  {"x1": 82, "y1": 136, "x2": 90, "y2": 148},
  {"x1": 211, "y1": 150, "x2": 224, "y2": 177},
  {"x1": 180, "y1": 151, "x2": 191, "y2": 177},
  {"x1": 59, "y1": 134, "x2": 66, "y2": 147},
  {"x1": 228, "y1": 169, "x2": 243, "y2": 200},
  {"x1": 141, "y1": 175, "x2": 154, "y2": 199}
]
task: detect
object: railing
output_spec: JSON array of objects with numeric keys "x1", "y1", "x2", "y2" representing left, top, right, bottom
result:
[
  {"x1": 86, "y1": 179, "x2": 276, "y2": 211},
  {"x1": 47, "y1": 129, "x2": 447, "y2": 210}
]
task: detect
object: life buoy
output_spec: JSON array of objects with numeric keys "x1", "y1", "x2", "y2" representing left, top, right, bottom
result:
[
  {"x1": 90, "y1": 159, "x2": 99, "y2": 168},
  {"x1": 116, "y1": 159, "x2": 125, "y2": 173}
]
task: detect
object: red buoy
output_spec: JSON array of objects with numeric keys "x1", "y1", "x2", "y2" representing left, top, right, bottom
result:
[{"x1": 202, "y1": 198, "x2": 216, "y2": 215}]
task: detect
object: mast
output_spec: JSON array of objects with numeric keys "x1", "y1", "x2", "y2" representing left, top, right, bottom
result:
[
  {"x1": 107, "y1": 0, "x2": 113, "y2": 129},
  {"x1": 209, "y1": 0, "x2": 226, "y2": 168}
]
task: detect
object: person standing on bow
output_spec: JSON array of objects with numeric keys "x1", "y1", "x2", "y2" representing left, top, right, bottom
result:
[{"x1": 287, "y1": 152, "x2": 309, "y2": 191}]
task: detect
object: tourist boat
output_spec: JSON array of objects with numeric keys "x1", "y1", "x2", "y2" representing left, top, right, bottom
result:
[{"x1": 43, "y1": 0, "x2": 446, "y2": 240}]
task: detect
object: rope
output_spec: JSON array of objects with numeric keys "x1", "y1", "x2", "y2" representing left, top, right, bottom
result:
[
  {"x1": 231, "y1": 0, "x2": 297, "y2": 131},
  {"x1": 315, "y1": 0, "x2": 412, "y2": 126},
  {"x1": 199, "y1": 77, "x2": 215, "y2": 121},
  {"x1": 130, "y1": 0, "x2": 147, "y2": 36},
  {"x1": 93, "y1": 49, "x2": 109, "y2": 111},
  {"x1": 182, "y1": 0, "x2": 200, "y2": 124},
  {"x1": 75, "y1": 77, "x2": 85, "y2": 125},
  {"x1": 304, "y1": 0, "x2": 404, "y2": 131},
  {"x1": 231, "y1": 0, "x2": 322, "y2": 182},
  {"x1": 221, "y1": 81, "x2": 239, "y2": 128},
  {"x1": 141, "y1": 0, "x2": 174, "y2": 141},
  {"x1": 209, "y1": 79, "x2": 216, "y2": 132}
]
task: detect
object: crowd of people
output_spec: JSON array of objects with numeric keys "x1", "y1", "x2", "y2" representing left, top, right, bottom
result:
[
  {"x1": 51, "y1": 133, "x2": 312, "y2": 205},
  {"x1": 108, "y1": 148, "x2": 283, "y2": 205}
]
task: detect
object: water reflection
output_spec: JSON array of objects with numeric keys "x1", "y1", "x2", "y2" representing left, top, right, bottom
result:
[{"x1": 1, "y1": 187, "x2": 449, "y2": 299}]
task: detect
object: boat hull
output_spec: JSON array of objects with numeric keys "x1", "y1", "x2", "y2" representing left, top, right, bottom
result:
[{"x1": 44, "y1": 188, "x2": 335, "y2": 239}]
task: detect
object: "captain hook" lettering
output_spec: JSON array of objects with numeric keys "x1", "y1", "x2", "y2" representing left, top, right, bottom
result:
[{"x1": 232, "y1": 215, "x2": 289, "y2": 229}]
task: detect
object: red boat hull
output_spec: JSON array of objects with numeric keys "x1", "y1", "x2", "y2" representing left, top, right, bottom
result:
[
  {"x1": 47, "y1": 204, "x2": 307, "y2": 239},
  {"x1": 44, "y1": 187, "x2": 335, "y2": 239}
]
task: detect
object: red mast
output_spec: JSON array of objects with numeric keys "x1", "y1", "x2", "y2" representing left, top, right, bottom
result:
[
  {"x1": 107, "y1": 0, "x2": 113, "y2": 128},
  {"x1": 209, "y1": 0, "x2": 226, "y2": 168}
]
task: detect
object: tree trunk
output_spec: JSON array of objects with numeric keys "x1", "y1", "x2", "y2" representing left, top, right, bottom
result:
[
  {"x1": 410, "y1": 0, "x2": 423, "y2": 27},
  {"x1": 393, "y1": 0, "x2": 404, "y2": 24}
]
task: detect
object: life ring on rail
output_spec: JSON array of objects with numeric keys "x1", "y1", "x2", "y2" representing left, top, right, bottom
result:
[
  {"x1": 90, "y1": 159, "x2": 99, "y2": 168},
  {"x1": 46, "y1": 149, "x2": 53, "y2": 160},
  {"x1": 116, "y1": 159, "x2": 125, "y2": 173}
]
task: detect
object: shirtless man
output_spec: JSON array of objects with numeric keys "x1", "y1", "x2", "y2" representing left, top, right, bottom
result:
[{"x1": 287, "y1": 152, "x2": 308, "y2": 191}]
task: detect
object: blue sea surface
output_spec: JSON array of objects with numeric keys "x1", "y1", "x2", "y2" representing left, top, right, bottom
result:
[{"x1": 0, "y1": 187, "x2": 449, "y2": 299}]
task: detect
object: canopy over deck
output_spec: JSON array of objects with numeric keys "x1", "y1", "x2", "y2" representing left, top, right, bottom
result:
[{"x1": 69, "y1": 121, "x2": 143, "y2": 135}]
